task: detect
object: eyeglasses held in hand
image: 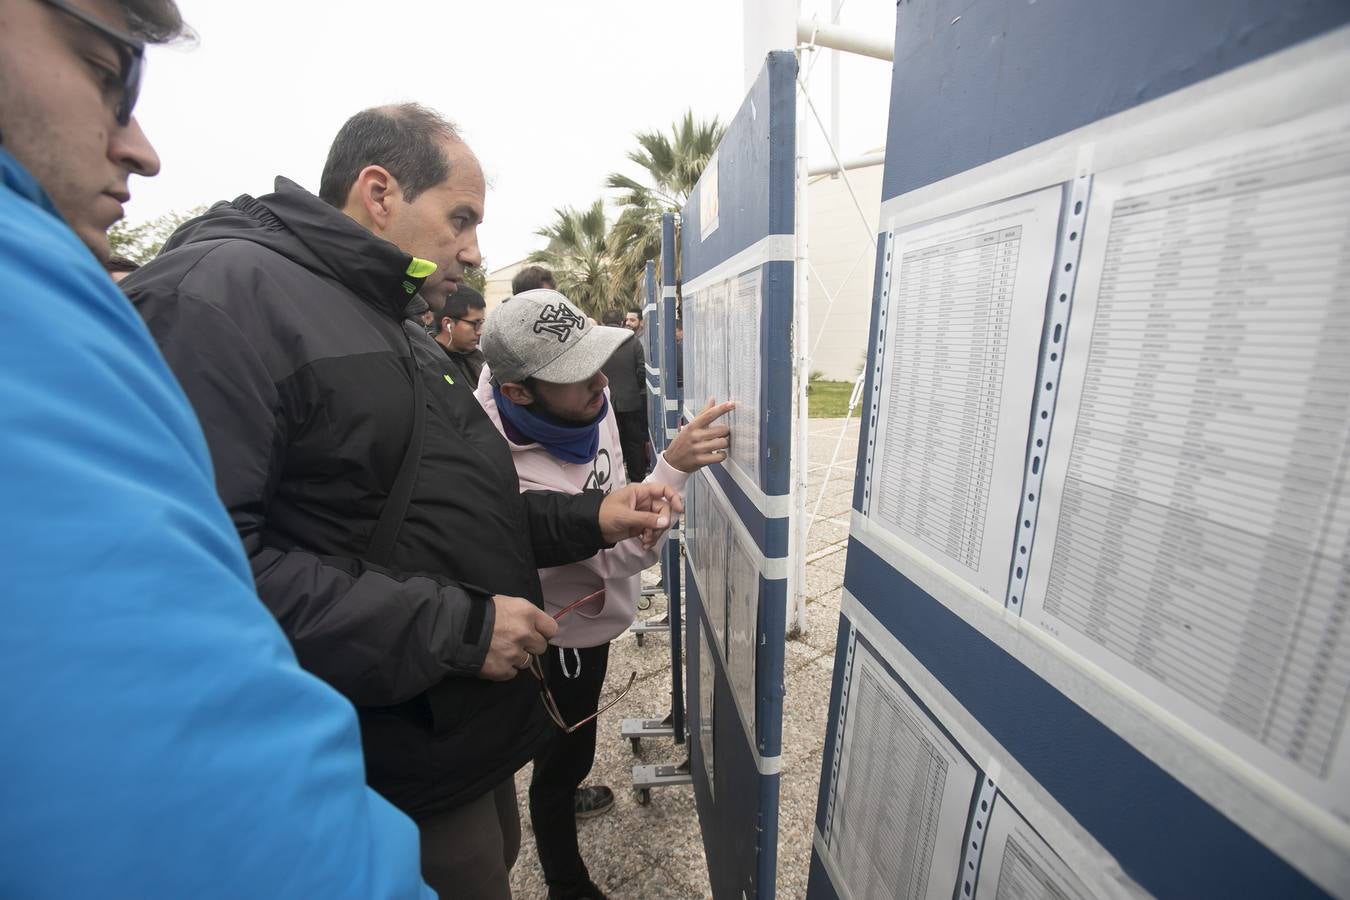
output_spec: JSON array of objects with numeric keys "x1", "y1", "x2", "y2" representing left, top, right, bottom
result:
[
  {"x1": 527, "y1": 589, "x2": 638, "y2": 734},
  {"x1": 37, "y1": 0, "x2": 144, "y2": 126}
]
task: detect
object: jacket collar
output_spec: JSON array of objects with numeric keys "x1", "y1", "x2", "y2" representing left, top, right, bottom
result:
[
  {"x1": 237, "y1": 177, "x2": 433, "y2": 319},
  {"x1": 440, "y1": 343, "x2": 484, "y2": 362}
]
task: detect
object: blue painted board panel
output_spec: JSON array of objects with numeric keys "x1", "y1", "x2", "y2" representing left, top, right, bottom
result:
[
  {"x1": 681, "y1": 50, "x2": 796, "y2": 900},
  {"x1": 643, "y1": 261, "x2": 664, "y2": 452},
  {"x1": 822, "y1": 7, "x2": 1350, "y2": 894},
  {"x1": 807, "y1": 852, "x2": 840, "y2": 899},
  {"x1": 682, "y1": 51, "x2": 797, "y2": 281},
  {"x1": 707, "y1": 462, "x2": 790, "y2": 560},
  {"x1": 813, "y1": 615, "x2": 853, "y2": 836},
  {"x1": 687, "y1": 568, "x2": 777, "y2": 899},
  {"x1": 882, "y1": 0, "x2": 1350, "y2": 202}
]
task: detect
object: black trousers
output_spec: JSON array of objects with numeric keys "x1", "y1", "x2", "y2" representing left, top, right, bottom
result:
[
  {"x1": 614, "y1": 410, "x2": 649, "y2": 483},
  {"x1": 528, "y1": 643, "x2": 611, "y2": 894}
]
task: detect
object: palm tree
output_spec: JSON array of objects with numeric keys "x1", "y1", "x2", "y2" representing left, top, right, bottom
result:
[
  {"x1": 463, "y1": 262, "x2": 487, "y2": 294},
  {"x1": 528, "y1": 199, "x2": 619, "y2": 318},
  {"x1": 606, "y1": 111, "x2": 725, "y2": 296}
]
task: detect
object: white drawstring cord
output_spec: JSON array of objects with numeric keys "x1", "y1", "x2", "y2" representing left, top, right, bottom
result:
[{"x1": 559, "y1": 646, "x2": 581, "y2": 680}]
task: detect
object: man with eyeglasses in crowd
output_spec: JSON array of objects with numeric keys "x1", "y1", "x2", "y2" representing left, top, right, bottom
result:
[
  {"x1": 0, "y1": 0, "x2": 434, "y2": 896},
  {"x1": 433, "y1": 282, "x2": 488, "y2": 387}
]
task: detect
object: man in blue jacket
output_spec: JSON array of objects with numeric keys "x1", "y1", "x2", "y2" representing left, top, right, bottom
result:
[{"x1": 0, "y1": 1, "x2": 433, "y2": 896}]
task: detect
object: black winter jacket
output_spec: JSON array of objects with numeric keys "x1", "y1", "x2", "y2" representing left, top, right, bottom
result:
[
  {"x1": 127, "y1": 178, "x2": 607, "y2": 818},
  {"x1": 442, "y1": 344, "x2": 486, "y2": 390},
  {"x1": 601, "y1": 331, "x2": 647, "y2": 413}
]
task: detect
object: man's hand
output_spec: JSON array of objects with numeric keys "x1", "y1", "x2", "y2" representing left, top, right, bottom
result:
[
  {"x1": 664, "y1": 398, "x2": 735, "y2": 473},
  {"x1": 600, "y1": 482, "x2": 686, "y2": 550},
  {"x1": 479, "y1": 595, "x2": 557, "y2": 681}
]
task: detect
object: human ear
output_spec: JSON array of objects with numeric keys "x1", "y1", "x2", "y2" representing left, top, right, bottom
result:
[
  {"x1": 353, "y1": 165, "x2": 399, "y2": 230},
  {"x1": 501, "y1": 382, "x2": 534, "y2": 406}
]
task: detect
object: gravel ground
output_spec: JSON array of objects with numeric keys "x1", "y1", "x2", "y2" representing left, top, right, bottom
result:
[{"x1": 509, "y1": 417, "x2": 862, "y2": 900}]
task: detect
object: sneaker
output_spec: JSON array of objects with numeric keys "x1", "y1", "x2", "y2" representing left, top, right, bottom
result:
[{"x1": 574, "y1": 784, "x2": 615, "y2": 819}]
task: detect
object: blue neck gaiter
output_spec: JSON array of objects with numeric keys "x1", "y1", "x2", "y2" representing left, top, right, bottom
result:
[{"x1": 493, "y1": 384, "x2": 609, "y2": 465}]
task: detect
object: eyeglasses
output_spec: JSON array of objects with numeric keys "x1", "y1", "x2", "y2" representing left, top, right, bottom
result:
[
  {"x1": 36, "y1": 0, "x2": 145, "y2": 127},
  {"x1": 526, "y1": 589, "x2": 638, "y2": 734},
  {"x1": 452, "y1": 317, "x2": 486, "y2": 333}
]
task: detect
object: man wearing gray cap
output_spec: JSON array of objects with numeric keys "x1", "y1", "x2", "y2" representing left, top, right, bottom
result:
[{"x1": 477, "y1": 289, "x2": 732, "y2": 900}]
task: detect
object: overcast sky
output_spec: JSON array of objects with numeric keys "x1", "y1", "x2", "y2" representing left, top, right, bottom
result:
[{"x1": 127, "y1": 0, "x2": 895, "y2": 268}]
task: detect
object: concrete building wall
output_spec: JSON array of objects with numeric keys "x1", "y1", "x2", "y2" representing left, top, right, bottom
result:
[
  {"x1": 482, "y1": 257, "x2": 530, "y2": 313},
  {"x1": 805, "y1": 162, "x2": 882, "y2": 382}
]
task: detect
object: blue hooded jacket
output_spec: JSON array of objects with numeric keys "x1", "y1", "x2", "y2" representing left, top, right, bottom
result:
[{"x1": 0, "y1": 150, "x2": 432, "y2": 897}]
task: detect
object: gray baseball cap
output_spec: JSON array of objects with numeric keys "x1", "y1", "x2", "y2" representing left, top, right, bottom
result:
[{"x1": 481, "y1": 289, "x2": 633, "y2": 385}]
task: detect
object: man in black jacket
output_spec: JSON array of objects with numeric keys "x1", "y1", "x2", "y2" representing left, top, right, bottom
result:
[
  {"x1": 127, "y1": 103, "x2": 679, "y2": 900},
  {"x1": 432, "y1": 283, "x2": 487, "y2": 388},
  {"x1": 601, "y1": 308, "x2": 651, "y2": 483}
]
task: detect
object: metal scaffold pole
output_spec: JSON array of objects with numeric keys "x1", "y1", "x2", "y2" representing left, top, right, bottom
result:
[{"x1": 790, "y1": 39, "x2": 812, "y2": 637}]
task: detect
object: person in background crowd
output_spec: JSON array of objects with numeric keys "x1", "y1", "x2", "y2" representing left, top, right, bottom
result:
[
  {"x1": 124, "y1": 102, "x2": 681, "y2": 900},
  {"x1": 0, "y1": 1, "x2": 432, "y2": 896},
  {"x1": 406, "y1": 293, "x2": 434, "y2": 328},
  {"x1": 432, "y1": 282, "x2": 487, "y2": 387},
  {"x1": 623, "y1": 307, "x2": 641, "y2": 332},
  {"x1": 105, "y1": 252, "x2": 139, "y2": 281},
  {"x1": 512, "y1": 262, "x2": 555, "y2": 295},
  {"x1": 600, "y1": 307, "x2": 651, "y2": 482},
  {"x1": 477, "y1": 289, "x2": 733, "y2": 900}
]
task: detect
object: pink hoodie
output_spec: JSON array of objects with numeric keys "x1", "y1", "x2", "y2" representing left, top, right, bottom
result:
[{"x1": 475, "y1": 367, "x2": 689, "y2": 648}]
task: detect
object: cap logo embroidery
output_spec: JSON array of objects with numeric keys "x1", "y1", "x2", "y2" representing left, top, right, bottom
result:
[{"x1": 532, "y1": 303, "x2": 585, "y2": 343}]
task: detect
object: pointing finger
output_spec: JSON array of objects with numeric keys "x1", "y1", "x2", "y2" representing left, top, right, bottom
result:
[{"x1": 691, "y1": 399, "x2": 736, "y2": 428}]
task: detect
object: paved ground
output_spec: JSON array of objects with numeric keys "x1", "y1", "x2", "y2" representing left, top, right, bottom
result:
[{"x1": 509, "y1": 416, "x2": 863, "y2": 900}]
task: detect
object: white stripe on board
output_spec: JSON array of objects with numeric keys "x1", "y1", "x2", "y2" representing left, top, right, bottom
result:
[
  {"x1": 698, "y1": 468, "x2": 790, "y2": 581},
  {"x1": 681, "y1": 233, "x2": 794, "y2": 296},
  {"x1": 681, "y1": 401, "x2": 794, "y2": 520}
]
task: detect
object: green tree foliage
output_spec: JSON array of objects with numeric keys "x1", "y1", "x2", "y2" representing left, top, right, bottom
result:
[
  {"x1": 528, "y1": 199, "x2": 619, "y2": 318},
  {"x1": 107, "y1": 205, "x2": 207, "y2": 265},
  {"x1": 606, "y1": 111, "x2": 725, "y2": 299}
]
